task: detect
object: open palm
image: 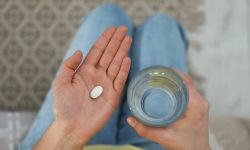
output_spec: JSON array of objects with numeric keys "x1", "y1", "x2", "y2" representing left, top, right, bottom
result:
[{"x1": 53, "y1": 26, "x2": 132, "y2": 142}]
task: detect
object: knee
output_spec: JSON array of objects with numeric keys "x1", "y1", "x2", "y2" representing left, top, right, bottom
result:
[
  {"x1": 85, "y1": 3, "x2": 133, "y2": 35},
  {"x1": 143, "y1": 13, "x2": 189, "y2": 49},
  {"x1": 91, "y1": 3, "x2": 126, "y2": 18},
  {"x1": 144, "y1": 13, "x2": 178, "y2": 29}
]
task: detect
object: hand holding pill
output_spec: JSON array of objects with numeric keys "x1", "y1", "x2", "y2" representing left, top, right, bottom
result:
[{"x1": 52, "y1": 26, "x2": 132, "y2": 144}]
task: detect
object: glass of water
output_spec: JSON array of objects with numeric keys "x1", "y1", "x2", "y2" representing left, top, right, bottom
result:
[{"x1": 127, "y1": 66, "x2": 189, "y2": 127}]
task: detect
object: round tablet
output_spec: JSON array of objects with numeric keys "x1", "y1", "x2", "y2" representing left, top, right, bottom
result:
[{"x1": 90, "y1": 85, "x2": 103, "y2": 99}]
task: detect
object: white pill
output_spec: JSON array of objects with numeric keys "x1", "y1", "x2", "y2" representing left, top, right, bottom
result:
[{"x1": 90, "y1": 85, "x2": 103, "y2": 99}]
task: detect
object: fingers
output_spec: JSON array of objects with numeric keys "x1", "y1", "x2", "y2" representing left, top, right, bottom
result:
[
  {"x1": 98, "y1": 26, "x2": 128, "y2": 70},
  {"x1": 173, "y1": 68, "x2": 205, "y2": 100},
  {"x1": 114, "y1": 57, "x2": 131, "y2": 92},
  {"x1": 127, "y1": 117, "x2": 162, "y2": 142},
  {"x1": 107, "y1": 35, "x2": 132, "y2": 79},
  {"x1": 173, "y1": 68, "x2": 210, "y2": 117},
  {"x1": 83, "y1": 26, "x2": 116, "y2": 65},
  {"x1": 173, "y1": 68, "x2": 194, "y2": 89},
  {"x1": 173, "y1": 68, "x2": 199, "y2": 101},
  {"x1": 57, "y1": 51, "x2": 83, "y2": 84}
]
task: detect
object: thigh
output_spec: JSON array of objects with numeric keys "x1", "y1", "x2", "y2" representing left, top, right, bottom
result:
[
  {"x1": 20, "y1": 3, "x2": 133, "y2": 149},
  {"x1": 129, "y1": 14, "x2": 188, "y2": 77},
  {"x1": 118, "y1": 14, "x2": 188, "y2": 149}
]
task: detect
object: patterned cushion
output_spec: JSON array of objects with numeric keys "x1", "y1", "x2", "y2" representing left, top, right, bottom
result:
[{"x1": 0, "y1": 0, "x2": 204, "y2": 110}]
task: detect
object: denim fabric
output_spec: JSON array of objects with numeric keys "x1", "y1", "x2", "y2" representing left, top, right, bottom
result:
[{"x1": 19, "y1": 3, "x2": 188, "y2": 150}]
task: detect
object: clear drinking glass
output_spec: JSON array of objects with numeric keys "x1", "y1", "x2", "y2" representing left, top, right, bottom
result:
[{"x1": 127, "y1": 66, "x2": 189, "y2": 127}]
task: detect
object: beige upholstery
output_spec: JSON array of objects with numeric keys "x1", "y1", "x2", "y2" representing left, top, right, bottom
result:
[{"x1": 0, "y1": 0, "x2": 204, "y2": 110}]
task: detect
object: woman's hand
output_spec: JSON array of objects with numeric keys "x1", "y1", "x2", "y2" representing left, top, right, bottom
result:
[
  {"x1": 33, "y1": 26, "x2": 132, "y2": 150},
  {"x1": 54, "y1": 26, "x2": 132, "y2": 141},
  {"x1": 127, "y1": 69, "x2": 211, "y2": 150}
]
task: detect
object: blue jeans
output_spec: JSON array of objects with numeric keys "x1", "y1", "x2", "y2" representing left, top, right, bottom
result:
[{"x1": 19, "y1": 3, "x2": 188, "y2": 150}]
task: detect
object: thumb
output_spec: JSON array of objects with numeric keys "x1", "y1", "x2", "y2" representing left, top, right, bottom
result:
[
  {"x1": 57, "y1": 50, "x2": 83, "y2": 84},
  {"x1": 127, "y1": 117, "x2": 160, "y2": 140}
]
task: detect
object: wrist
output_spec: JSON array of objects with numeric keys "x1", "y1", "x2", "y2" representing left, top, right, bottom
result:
[
  {"x1": 52, "y1": 119, "x2": 91, "y2": 145},
  {"x1": 33, "y1": 120, "x2": 86, "y2": 150},
  {"x1": 52, "y1": 120, "x2": 87, "y2": 149}
]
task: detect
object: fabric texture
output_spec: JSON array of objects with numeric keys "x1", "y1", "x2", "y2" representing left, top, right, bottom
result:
[{"x1": 0, "y1": 0, "x2": 204, "y2": 110}]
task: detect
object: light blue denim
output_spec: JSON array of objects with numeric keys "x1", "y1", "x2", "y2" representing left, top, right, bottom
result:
[{"x1": 19, "y1": 3, "x2": 188, "y2": 150}]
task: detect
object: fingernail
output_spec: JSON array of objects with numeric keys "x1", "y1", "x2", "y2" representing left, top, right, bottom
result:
[{"x1": 127, "y1": 118, "x2": 135, "y2": 127}]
